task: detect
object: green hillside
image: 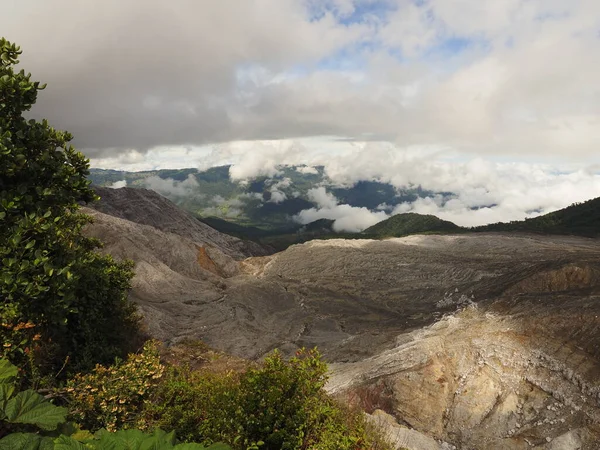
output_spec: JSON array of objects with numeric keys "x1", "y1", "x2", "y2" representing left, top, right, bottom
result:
[
  {"x1": 362, "y1": 213, "x2": 462, "y2": 238},
  {"x1": 88, "y1": 167, "x2": 445, "y2": 230},
  {"x1": 474, "y1": 197, "x2": 600, "y2": 236},
  {"x1": 199, "y1": 217, "x2": 335, "y2": 252}
]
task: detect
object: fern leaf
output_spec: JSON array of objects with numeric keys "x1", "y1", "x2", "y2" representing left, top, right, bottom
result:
[
  {"x1": 91, "y1": 431, "x2": 123, "y2": 450},
  {"x1": 4, "y1": 390, "x2": 68, "y2": 430},
  {"x1": 138, "y1": 430, "x2": 175, "y2": 450}
]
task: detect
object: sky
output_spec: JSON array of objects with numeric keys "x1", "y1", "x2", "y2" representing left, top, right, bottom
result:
[{"x1": 3, "y1": 0, "x2": 600, "y2": 227}]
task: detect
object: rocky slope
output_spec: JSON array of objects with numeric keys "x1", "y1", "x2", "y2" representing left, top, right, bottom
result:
[
  {"x1": 85, "y1": 191, "x2": 600, "y2": 449},
  {"x1": 91, "y1": 186, "x2": 269, "y2": 259}
]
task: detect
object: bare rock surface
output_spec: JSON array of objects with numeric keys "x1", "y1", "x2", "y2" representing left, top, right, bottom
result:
[
  {"x1": 84, "y1": 196, "x2": 600, "y2": 448},
  {"x1": 90, "y1": 186, "x2": 268, "y2": 259},
  {"x1": 366, "y1": 409, "x2": 444, "y2": 449}
]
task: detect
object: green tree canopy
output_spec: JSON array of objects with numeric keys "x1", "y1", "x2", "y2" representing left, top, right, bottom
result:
[{"x1": 0, "y1": 38, "x2": 139, "y2": 382}]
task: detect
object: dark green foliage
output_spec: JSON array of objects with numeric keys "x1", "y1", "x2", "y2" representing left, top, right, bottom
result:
[
  {"x1": 0, "y1": 38, "x2": 138, "y2": 381},
  {"x1": 474, "y1": 197, "x2": 600, "y2": 236},
  {"x1": 362, "y1": 213, "x2": 461, "y2": 238},
  {"x1": 0, "y1": 359, "x2": 68, "y2": 436},
  {"x1": 247, "y1": 198, "x2": 314, "y2": 222},
  {"x1": 198, "y1": 218, "x2": 294, "y2": 240},
  {"x1": 68, "y1": 347, "x2": 388, "y2": 450},
  {"x1": 144, "y1": 349, "x2": 388, "y2": 449},
  {"x1": 0, "y1": 358, "x2": 230, "y2": 450},
  {"x1": 302, "y1": 219, "x2": 335, "y2": 233},
  {"x1": 198, "y1": 218, "x2": 335, "y2": 252}
]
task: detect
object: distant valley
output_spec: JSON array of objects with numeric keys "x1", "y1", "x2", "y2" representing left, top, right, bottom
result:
[
  {"x1": 90, "y1": 167, "x2": 600, "y2": 252},
  {"x1": 89, "y1": 166, "x2": 448, "y2": 245}
]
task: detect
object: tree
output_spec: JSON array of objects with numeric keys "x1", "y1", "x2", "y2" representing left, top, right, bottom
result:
[{"x1": 0, "y1": 38, "x2": 139, "y2": 382}]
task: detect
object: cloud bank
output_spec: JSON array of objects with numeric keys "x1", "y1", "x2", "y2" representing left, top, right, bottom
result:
[
  {"x1": 108, "y1": 180, "x2": 127, "y2": 189},
  {"x1": 92, "y1": 138, "x2": 600, "y2": 228},
  {"x1": 7, "y1": 1, "x2": 600, "y2": 227},
  {"x1": 2, "y1": 0, "x2": 599, "y2": 160}
]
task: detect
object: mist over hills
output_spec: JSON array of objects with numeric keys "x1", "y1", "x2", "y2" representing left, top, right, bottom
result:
[
  {"x1": 91, "y1": 166, "x2": 600, "y2": 253},
  {"x1": 89, "y1": 166, "x2": 450, "y2": 232},
  {"x1": 362, "y1": 198, "x2": 600, "y2": 239}
]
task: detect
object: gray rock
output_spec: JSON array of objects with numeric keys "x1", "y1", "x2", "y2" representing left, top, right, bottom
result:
[{"x1": 366, "y1": 410, "x2": 442, "y2": 450}]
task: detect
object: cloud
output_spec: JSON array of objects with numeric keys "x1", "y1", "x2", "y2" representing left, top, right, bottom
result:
[
  {"x1": 392, "y1": 167, "x2": 600, "y2": 227},
  {"x1": 308, "y1": 187, "x2": 338, "y2": 209},
  {"x1": 266, "y1": 177, "x2": 292, "y2": 203},
  {"x1": 295, "y1": 165, "x2": 319, "y2": 175},
  {"x1": 269, "y1": 191, "x2": 287, "y2": 203},
  {"x1": 295, "y1": 187, "x2": 388, "y2": 232},
  {"x1": 143, "y1": 174, "x2": 199, "y2": 197},
  {"x1": 92, "y1": 137, "x2": 600, "y2": 226},
  {"x1": 2, "y1": 1, "x2": 598, "y2": 161},
  {"x1": 108, "y1": 180, "x2": 127, "y2": 189},
  {"x1": 6, "y1": 1, "x2": 600, "y2": 227}
]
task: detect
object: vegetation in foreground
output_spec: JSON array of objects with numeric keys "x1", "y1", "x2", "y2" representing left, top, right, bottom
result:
[
  {"x1": 0, "y1": 37, "x2": 140, "y2": 384},
  {"x1": 0, "y1": 37, "x2": 390, "y2": 450},
  {"x1": 64, "y1": 342, "x2": 388, "y2": 450},
  {"x1": 0, "y1": 357, "x2": 228, "y2": 450}
]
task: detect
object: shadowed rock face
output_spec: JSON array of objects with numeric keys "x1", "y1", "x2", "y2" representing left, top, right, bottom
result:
[{"x1": 85, "y1": 193, "x2": 600, "y2": 448}]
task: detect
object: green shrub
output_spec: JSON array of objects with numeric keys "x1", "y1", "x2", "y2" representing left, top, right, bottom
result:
[
  {"x1": 0, "y1": 358, "x2": 230, "y2": 450},
  {"x1": 0, "y1": 37, "x2": 139, "y2": 383},
  {"x1": 68, "y1": 345, "x2": 389, "y2": 450},
  {"x1": 66, "y1": 341, "x2": 165, "y2": 432}
]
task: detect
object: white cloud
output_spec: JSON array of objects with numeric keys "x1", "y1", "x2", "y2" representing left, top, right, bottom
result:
[
  {"x1": 144, "y1": 174, "x2": 199, "y2": 197},
  {"x1": 269, "y1": 177, "x2": 292, "y2": 190},
  {"x1": 108, "y1": 180, "x2": 127, "y2": 189},
  {"x1": 296, "y1": 165, "x2": 319, "y2": 175},
  {"x1": 296, "y1": 187, "x2": 388, "y2": 232},
  {"x1": 93, "y1": 137, "x2": 600, "y2": 227},
  {"x1": 269, "y1": 191, "x2": 287, "y2": 203},
  {"x1": 307, "y1": 187, "x2": 338, "y2": 209},
  {"x1": 6, "y1": 1, "x2": 599, "y2": 227}
]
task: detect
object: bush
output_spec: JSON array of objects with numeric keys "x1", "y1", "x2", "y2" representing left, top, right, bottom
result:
[
  {"x1": 67, "y1": 344, "x2": 390, "y2": 450},
  {"x1": 0, "y1": 358, "x2": 230, "y2": 450},
  {"x1": 67, "y1": 341, "x2": 165, "y2": 432},
  {"x1": 0, "y1": 37, "x2": 139, "y2": 382}
]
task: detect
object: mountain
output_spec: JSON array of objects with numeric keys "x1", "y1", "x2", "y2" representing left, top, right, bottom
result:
[
  {"x1": 198, "y1": 217, "x2": 336, "y2": 252},
  {"x1": 84, "y1": 187, "x2": 600, "y2": 447},
  {"x1": 362, "y1": 212, "x2": 461, "y2": 238},
  {"x1": 475, "y1": 196, "x2": 600, "y2": 236},
  {"x1": 362, "y1": 197, "x2": 600, "y2": 241},
  {"x1": 91, "y1": 186, "x2": 269, "y2": 259},
  {"x1": 88, "y1": 166, "x2": 443, "y2": 230}
]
